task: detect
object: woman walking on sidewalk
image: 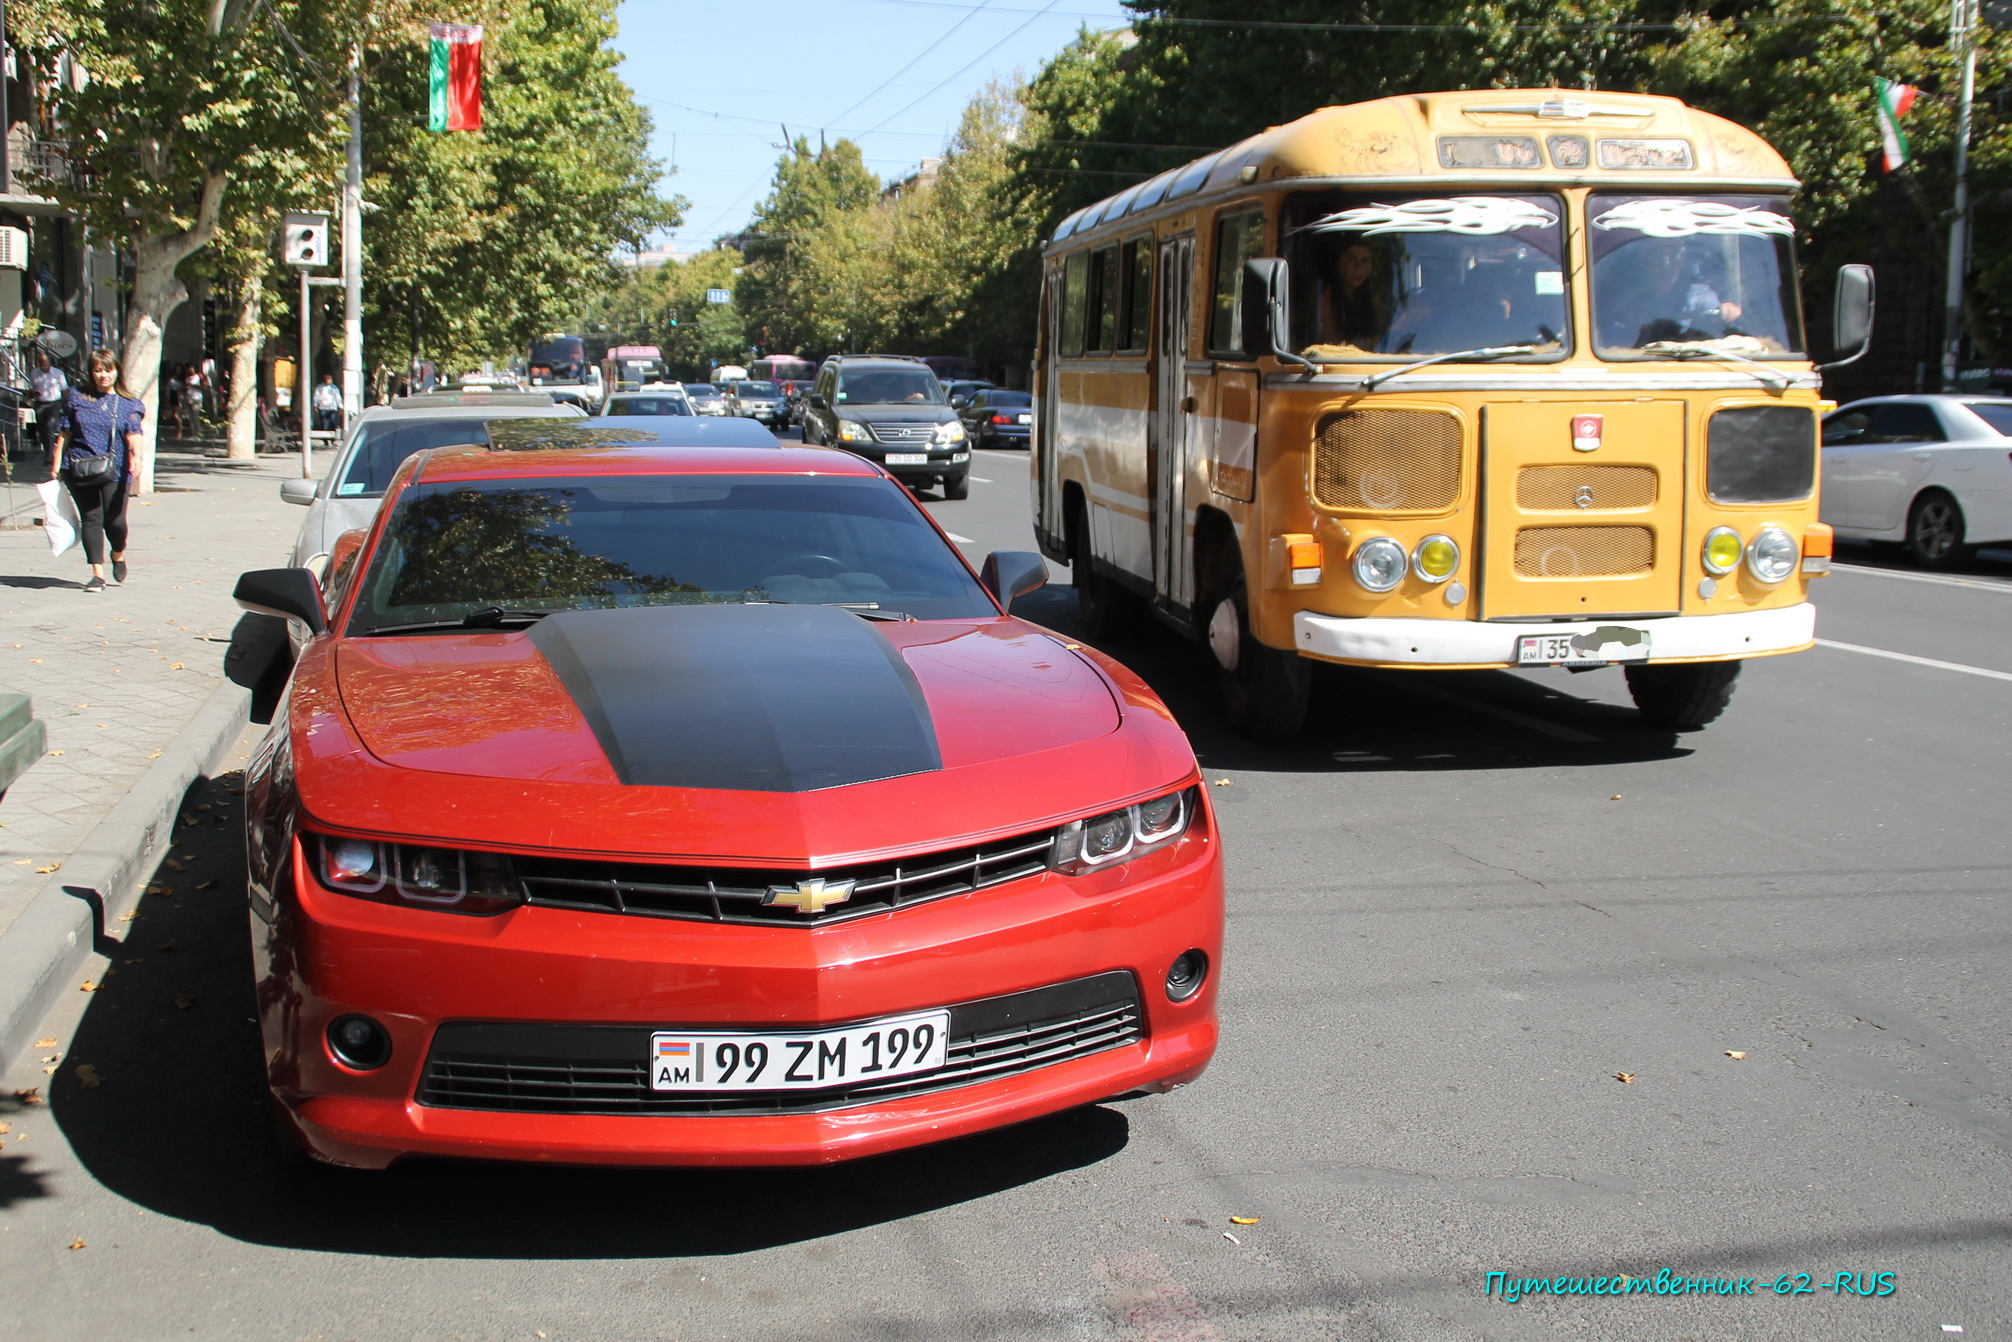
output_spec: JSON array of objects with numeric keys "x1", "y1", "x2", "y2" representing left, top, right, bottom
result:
[{"x1": 49, "y1": 350, "x2": 144, "y2": 593}]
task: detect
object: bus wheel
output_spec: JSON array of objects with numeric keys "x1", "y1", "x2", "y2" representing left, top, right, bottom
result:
[
  {"x1": 1069, "y1": 500, "x2": 1141, "y2": 639},
  {"x1": 1209, "y1": 571, "x2": 1309, "y2": 741},
  {"x1": 1624, "y1": 660, "x2": 1741, "y2": 730}
]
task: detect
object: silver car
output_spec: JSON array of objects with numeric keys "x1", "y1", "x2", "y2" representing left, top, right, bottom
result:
[
  {"x1": 280, "y1": 393, "x2": 585, "y2": 571},
  {"x1": 726, "y1": 379, "x2": 786, "y2": 427},
  {"x1": 1820, "y1": 394, "x2": 2012, "y2": 567}
]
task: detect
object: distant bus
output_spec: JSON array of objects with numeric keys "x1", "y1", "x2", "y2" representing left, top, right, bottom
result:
[
  {"x1": 602, "y1": 344, "x2": 666, "y2": 392},
  {"x1": 751, "y1": 355, "x2": 818, "y2": 386},
  {"x1": 528, "y1": 334, "x2": 588, "y2": 384}
]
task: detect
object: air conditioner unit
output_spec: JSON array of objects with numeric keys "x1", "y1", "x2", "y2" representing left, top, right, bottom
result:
[{"x1": 0, "y1": 227, "x2": 26, "y2": 270}]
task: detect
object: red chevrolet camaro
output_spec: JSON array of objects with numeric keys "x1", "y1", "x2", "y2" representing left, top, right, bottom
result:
[{"x1": 234, "y1": 422, "x2": 1221, "y2": 1169}]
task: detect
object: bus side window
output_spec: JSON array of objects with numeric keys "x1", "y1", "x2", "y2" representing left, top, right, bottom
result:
[
  {"x1": 1119, "y1": 238, "x2": 1153, "y2": 353},
  {"x1": 1089, "y1": 246, "x2": 1120, "y2": 354},
  {"x1": 1062, "y1": 252, "x2": 1089, "y2": 358},
  {"x1": 1209, "y1": 209, "x2": 1265, "y2": 355}
]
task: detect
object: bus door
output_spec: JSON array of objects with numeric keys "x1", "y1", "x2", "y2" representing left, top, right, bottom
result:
[
  {"x1": 1036, "y1": 272, "x2": 1065, "y2": 544},
  {"x1": 1153, "y1": 235, "x2": 1196, "y2": 611}
]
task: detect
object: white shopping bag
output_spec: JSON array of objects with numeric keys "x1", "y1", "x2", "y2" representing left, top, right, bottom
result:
[{"x1": 36, "y1": 479, "x2": 78, "y2": 557}]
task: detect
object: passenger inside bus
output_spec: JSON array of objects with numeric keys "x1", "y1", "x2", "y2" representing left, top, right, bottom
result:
[{"x1": 1587, "y1": 195, "x2": 1802, "y2": 357}]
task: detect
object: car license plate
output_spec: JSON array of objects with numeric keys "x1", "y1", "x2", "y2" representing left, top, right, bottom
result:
[
  {"x1": 649, "y1": 1010, "x2": 950, "y2": 1092},
  {"x1": 884, "y1": 452, "x2": 927, "y2": 464},
  {"x1": 1517, "y1": 626, "x2": 1652, "y2": 665},
  {"x1": 1016, "y1": 413, "x2": 1032, "y2": 424}
]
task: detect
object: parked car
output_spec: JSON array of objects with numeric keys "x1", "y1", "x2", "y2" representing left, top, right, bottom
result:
[
  {"x1": 601, "y1": 387, "x2": 695, "y2": 417},
  {"x1": 727, "y1": 379, "x2": 787, "y2": 428},
  {"x1": 799, "y1": 354, "x2": 971, "y2": 499},
  {"x1": 1820, "y1": 395, "x2": 2012, "y2": 567},
  {"x1": 278, "y1": 395, "x2": 585, "y2": 571},
  {"x1": 683, "y1": 383, "x2": 731, "y2": 416},
  {"x1": 959, "y1": 389, "x2": 1034, "y2": 449},
  {"x1": 232, "y1": 421, "x2": 1220, "y2": 1169},
  {"x1": 943, "y1": 379, "x2": 996, "y2": 409}
]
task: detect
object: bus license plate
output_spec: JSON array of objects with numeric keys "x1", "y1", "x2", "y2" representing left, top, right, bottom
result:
[
  {"x1": 1517, "y1": 627, "x2": 1652, "y2": 666},
  {"x1": 649, "y1": 1010, "x2": 950, "y2": 1092},
  {"x1": 883, "y1": 452, "x2": 928, "y2": 465}
]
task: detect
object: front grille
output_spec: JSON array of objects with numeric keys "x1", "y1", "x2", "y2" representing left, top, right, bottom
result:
[
  {"x1": 1514, "y1": 525, "x2": 1654, "y2": 578},
  {"x1": 868, "y1": 423, "x2": 939, "y2": 443},
  {"x1": 415, "y1": 971, "x2": 1145, "y2": 1116},
  {"x1": 517, "y1": 829, "x2": 1057, "y2": 927},
  {"x1": 1707, "y1": 406, "x2": 1815, "y2": 503},
  {"x1": 1517, "y1": 464, "x2": 1658, "y2": 510},
  {"x1": 1313, "y1": 410, "x2": 1461, "y2": 512}
]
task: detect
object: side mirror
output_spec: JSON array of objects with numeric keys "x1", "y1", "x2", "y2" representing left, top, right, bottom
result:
[
  {"x1": 280, "y1": 478, "x2": 318, "y2": 506},
  {"x1": 234, "y1": 567, "x2": 328, "y2": 636},
  {"x1": 980, "y1": 550, "x2": 1048, "y2": 605},
  {"x1": 949, "y1": 395, "x2": 968, "y2": 409},
  {"x1": 1240, "y1": 258, "x2": 1313, "y2": 371},
  {"x1": 1822, "y1": 264, "x2": 1875, "y2": 371},
  {"x1": 808, "y1": 393, "x2": 826, "y2": 409}
]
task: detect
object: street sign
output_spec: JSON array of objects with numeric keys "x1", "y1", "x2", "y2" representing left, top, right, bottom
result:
[
  {"x1": 282, "y1": 211, "x2": 331, "y2": 267},
  {"x1": 706, "y1": 288, "x2": 731, "y2": 304}
]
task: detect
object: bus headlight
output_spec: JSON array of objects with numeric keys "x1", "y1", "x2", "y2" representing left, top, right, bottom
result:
[
  {"x1": 1412, "y1": 534, "x2": 1460, "y2": 583},
  {"x1": 1746, "y1": 526, "x2": 1798, "y2": 584},
  {"x1": 1351, "y1": 538, "x2": 1408, "y2": 592},
  {"x1": 1701, "y1": 526, "x2": 1743, "y2": 576}
]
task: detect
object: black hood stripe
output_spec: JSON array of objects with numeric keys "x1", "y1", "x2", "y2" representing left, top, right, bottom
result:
[{"x1": 528, "y1": 605, "x2": 941, "y2": 792}]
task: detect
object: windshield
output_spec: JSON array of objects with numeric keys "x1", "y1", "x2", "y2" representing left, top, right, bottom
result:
[
  {"x1": 605, "y1": 396, "x2": 691, "y2": 416},
  {"x1": 1284, "y1": 192, "x2": 1569, "y2": 359},
  {"x1": 1589, "y1": 195, "x2": 1803, "y2": 359},
  {"x1": 837, "y1": 369, "x2": 943, "y2": 405},
  {"x1": 347, "y1": 475, "x2": 997, "y2": 633},
  {"x1": 335, "y1": 418, "x2": 497, "y2": 498},
  {"x1": 737, "y1": 381, "x2": 779, "y2": 396},
  {"x1": 683, "y1": 384, "x2": 721, "y2": 399}
]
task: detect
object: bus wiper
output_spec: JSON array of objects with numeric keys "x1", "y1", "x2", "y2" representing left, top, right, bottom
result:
[
  {"x1": 1642, "y1": 340, "x2": 1793, "y2": 389},
  {"x1": 1359, "y1": 345, "x2": 1536, "y2": 391}
]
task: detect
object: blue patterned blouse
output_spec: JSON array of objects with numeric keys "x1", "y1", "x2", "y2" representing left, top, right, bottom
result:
[{"x1": 61, "y1": 388, "x2": 145, "y2": 481}]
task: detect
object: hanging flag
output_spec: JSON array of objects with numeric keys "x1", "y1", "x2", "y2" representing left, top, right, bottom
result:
[
  {"x1": 428, "y1": 23, "x2": 484, "y2": 132},
  {"x1": 1875, "y1": 78, "x2": 1919, "y2": 174}
]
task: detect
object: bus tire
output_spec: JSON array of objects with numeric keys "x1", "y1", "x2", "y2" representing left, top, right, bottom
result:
[
  {"x1": 1068, "y1": 497, "x2": 1141, "y2": 639},
  {"x1": 941, "y1": 471, "x2": 970, "y2": 501},
  {"x1": 1209, "y1": 568, "x2": 1309, "y2": 741},
  {"x1": 1624, "y1": 660, "x2": 1741, "y2": 730}
]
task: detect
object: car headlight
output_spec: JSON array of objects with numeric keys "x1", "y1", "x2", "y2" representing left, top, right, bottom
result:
[
  {"x1": 1412, "y1": 534, "x2": 1459, "y2": 583},
  {"x1": 933, "y1": 420, "x2": 967, "y2": 444},
  {"x1": 838, "y1": 420, "x2": 871, "y2": 443},
  {"x1": 314, "y1": 835, "x2": 523, "y2": 914},
  {"x1": 1746, "y1": 526, "x2": 1798, "y2": 584},
  {"x1": 1050, "y1": 787, "x2": 1196, "y2": 876},
  {"x1": 1351, "y1": 537, "x2": 1408, "y2": 593},
  {"x1": 1701, "y1": 526, "x2": 1743, "y2": 576}
]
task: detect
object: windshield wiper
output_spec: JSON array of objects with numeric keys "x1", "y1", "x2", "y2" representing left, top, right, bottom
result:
[
  {"x1": 358, "y1": 608, "x2": 554, "y2": 636},
  {"x1": 1641, "y1": 340, "x2": 1793, "y2": 389},
  {"x1": 1359, "y1": 345, "x2": 1537, "y2": 391},
  {"x1": 740, "y1": 598, "x2": 917, "y2": 622}
]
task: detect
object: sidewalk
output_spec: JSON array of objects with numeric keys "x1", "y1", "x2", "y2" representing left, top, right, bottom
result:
[{"x1": 0, "y1": 447, "x2": 305, "y2": 1071}]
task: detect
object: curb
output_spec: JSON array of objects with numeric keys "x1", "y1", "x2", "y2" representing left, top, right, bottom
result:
[{"x1": 0, "y1": 677, "x2": 252, "y2": 1077}]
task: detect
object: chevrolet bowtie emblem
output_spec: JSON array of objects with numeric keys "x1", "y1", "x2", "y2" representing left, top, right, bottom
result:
[
  {"x1": 764, "y1": 877, "x2": 856, "y2": 914},
  {"x1": 1574, "y1": 485, "x2": 1595, "y2": 509}
]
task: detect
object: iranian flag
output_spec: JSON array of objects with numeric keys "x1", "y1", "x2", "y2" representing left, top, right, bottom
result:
[
  {"x1": 1875, "y1": 78, "x2": 1919, "y2": 174},
  {"x1": 429, "y1": 23, "x2": 483, "y2": 132}
]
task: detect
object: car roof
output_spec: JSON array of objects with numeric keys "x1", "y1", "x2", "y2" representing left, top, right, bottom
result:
[
  {"x1": 355, "y1": 401, "x2": 581, "y2": 424},
  {"x1": 497, "y1": 417, "x2": 789, "y2": 450},
  {"x1": 391, "y1": 391, "x2": 558, "y2": 408},
  {"x1": 1830, "y1": 394, "x2": 2012, "y2": 410},
  {"x1": 416, "y1": 435, "x2": 881, "y2": 484}
]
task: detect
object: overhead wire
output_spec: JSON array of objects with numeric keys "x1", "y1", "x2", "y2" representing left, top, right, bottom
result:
[
  {"x1": 861, "y1": 0, "x2": 1066, "y2": 135},
  {"x1": 820, "y1": 0, "x2": 1001, "y2": 135}
]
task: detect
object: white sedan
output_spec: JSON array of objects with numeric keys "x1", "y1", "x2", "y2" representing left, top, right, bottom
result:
[{"x1": 1820, "y1": 395, "x2": 2012, "y2": 568}]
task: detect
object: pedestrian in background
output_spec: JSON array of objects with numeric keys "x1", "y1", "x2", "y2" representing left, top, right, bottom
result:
[
  {"x1": 49, "y1": 350, "x2": 143, "y2": 594},
  {"x1": 31, "y1": 349, "x2": 67, "y2": 461},
  {"x1": 312, "y1": 372, "x2": 342, "y2": 432}
]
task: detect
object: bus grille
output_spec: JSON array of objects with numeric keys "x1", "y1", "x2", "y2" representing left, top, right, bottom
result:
[
  {"x1": 1707, "y1": 406, "x2": 1815, "y2": 504},
  {"x1": 1313, "y1": 411, "x2": 1461, "y2": 512},
  {"x1": 1514, "y1": 526, "x2": 1654, "y2": 578},
  {"x1": 1517, "y1": 464, "x2": 1658, "y2": 510}
]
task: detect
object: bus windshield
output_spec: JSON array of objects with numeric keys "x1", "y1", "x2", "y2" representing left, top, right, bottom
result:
[
  {"x1": 1588, "y1": 195, "x2": 1804, "y2": 359},
  {"x1": 1285, "y1": 192, "x2": 1569, "y2": 360}
]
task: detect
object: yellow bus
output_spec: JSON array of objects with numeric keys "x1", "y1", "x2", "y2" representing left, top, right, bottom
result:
[{"x1": 1031, "y1": 90, "x2": 1870, "y2": 738}]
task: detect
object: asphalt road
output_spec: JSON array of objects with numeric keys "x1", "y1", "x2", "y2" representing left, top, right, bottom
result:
[{"x1": 2, "y1": 434, "x2": 2008, "y2": 1341}]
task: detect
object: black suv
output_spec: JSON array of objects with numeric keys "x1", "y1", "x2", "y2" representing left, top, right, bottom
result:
[{"x1": 801, "y1": 355, "x2": 971, "y2": 499}]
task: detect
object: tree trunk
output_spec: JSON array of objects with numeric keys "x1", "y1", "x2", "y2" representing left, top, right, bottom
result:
[
  {"x1": 120, "y1": 173, "x2": 226, "y2": 493},
  {"x1": 224, "y1": 273, "x2": 262, "y2": 460}
]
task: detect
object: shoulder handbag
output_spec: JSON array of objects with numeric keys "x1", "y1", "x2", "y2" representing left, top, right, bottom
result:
[{"x1": 64, "y1": 452, "x2": 114, "y2": 483}]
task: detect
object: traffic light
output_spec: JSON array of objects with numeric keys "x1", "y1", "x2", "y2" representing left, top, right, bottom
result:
[
  {"x1": 668, "y1": 310, "x2": 679, "y2": 327},
  {"x1": 281, "y1": 211, "x2": 331, "y2": 267}
]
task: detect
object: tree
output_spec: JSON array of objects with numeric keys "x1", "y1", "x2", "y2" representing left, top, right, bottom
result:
[{"x1": 738, "y1": 138, "x2": 880, "y2": 355}]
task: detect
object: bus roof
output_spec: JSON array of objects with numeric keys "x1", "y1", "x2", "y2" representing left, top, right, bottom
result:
[{"x1": 1048, "y1": 90, "x2": 1797, "y2": 248}]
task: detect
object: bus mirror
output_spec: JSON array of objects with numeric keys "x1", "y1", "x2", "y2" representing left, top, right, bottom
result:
[
  {"x1": 1239, "y1": 258, "x2": 1291, "y2": 359},
  {"x1": 1823, "y1": 264, "x2": 1875, "y2": 371}
]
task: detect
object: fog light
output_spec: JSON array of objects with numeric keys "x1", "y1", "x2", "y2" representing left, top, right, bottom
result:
[
  {"x1": 1701, "y1": 526, "x2": 1743, "y2": 576},
  {"x1": 1412, "y1": 534, "x2": 1460, "y2": 582},
  {"x1": 1351, "y1": 537, "x2": 1407, "y2": 592},
  {"x1": 327, "y1": 1013, "x2": 391, "y2": 1070},
  {"x1": 1165, "y1": 950, "x2": 1209, "y2": 1002},
  {"x1": 1746, "y1": 526, "x2": 1798, "y2": 584}
]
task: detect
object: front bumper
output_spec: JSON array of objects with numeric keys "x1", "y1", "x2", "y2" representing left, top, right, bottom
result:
[
  {"x1": 1292, "y1": 602, "x2": 1816, "y2": 668},
  {"x1": 838, "y1": 445, "x2": 970, "y2": 479},
  {"x1": 265, "y1": 827, "x2": 1220, "y2": 1168}
]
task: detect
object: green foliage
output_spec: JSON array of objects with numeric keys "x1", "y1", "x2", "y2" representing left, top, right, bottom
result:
[{"x1": 579, "y1": 248, "x2": 749, "y2": 378}]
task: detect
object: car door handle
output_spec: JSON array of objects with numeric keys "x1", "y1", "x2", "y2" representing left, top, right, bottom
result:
[{"x1": 1910, "y1": 452, "x2": 1932, "y2": 462}]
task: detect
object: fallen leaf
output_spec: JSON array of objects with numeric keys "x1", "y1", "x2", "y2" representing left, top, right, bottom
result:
[
  {"x1": 69, "y1": 1239, "x2": 85, "y2": 1251},
  {"x1": 146, "y1": 751, "x2": 162, "y2": 759},
  {"x1": 1725, "y1": 1050, "x2": 1747, "y2": 1060},
  {"x1": 1229, "y1": 1215, "x2": 1260, "y2": 1225},
  {"x1": 78, "y1": 980, "x2": 97, "y2": 992},
  {"x1": 179, "y1": 813, "x2": 198, "y2": 825},
  {"x1": 73, "y1": 1065, "x2": 102, "y2": 1089},
  {"x1": 117, "y1": 911, "x2": 135, "y2": 922},
  {"x1": 0, "y1": 1122, "x2": 9, "y2": 1136},
  {"x1": 40, "y1": 1055, "x2": 58, "y2": 1064},
  {"x1": 195, "y1": 804, "x2": 213, "y2": 813},
  {"x1": 1610, "y1": 794, "x2": 1623, "y2": 801},
  {"x1": 1222, "y1": 1232, "x2": 1241, "y2": 1245},
  {"x1": 74, "y1": 703, "x2": 88, "y2": 709},
  {"x1": 164, "y1": 859, "x2": 186, "y2": 872},
  {"x1": 47, "y1": 749, "x2": 60, "y2": 756},
  {"x1": 1212, "y1": 778, "x2": 1233, "y2": 787},
  {"x1": 35, "y1": 1038, "x2": 56, "y2": 1049},
  {"x1": 1614, "y1": 1072, "x2": 1636, "y2": 1083},
  {"x1": 195, "y1": 879, "x2": 217, "y2": 890},
  {"x1": 173, "y1": 993, "x2": 197, "y2": 1010},
  {"x1": 14, "y1": 1088, "x2": 42, "y2": 1104},
  {"x1": 12, "y1": 859, "x2": 28, "y2": 864},
  {"x1": 34, "y1": 863, "x2": 59, "y2": 874},
  {"x1": 169, "y1": 662, "x2": 184, "y2": 670},
  {"x1": 42, "y1": 1066, "x2": 56, "y2": 1075}
]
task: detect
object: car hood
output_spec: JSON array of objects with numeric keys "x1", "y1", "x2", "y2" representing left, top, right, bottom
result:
[{"x1": 837, "y1": 405, "x2": 954, "y2": 424}]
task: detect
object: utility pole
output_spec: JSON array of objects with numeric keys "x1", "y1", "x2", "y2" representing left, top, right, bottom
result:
[
  {"x1": 1941, "y1": 0, "x2": 1977, "y2": 390},
  {"x1": 341, "y1": 49, "x2": 365, "y2": 418}
]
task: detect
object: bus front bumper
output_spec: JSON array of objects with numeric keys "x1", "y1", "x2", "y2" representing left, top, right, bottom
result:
[{"x1": 1292, "y1": 603, "x2": 1816, "y2": 669}]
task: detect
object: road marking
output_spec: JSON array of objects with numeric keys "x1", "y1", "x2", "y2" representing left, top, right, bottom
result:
[
  {"x1": 1814, "y1": 638, "x2": 2012, "y2": 683},
  {"x1": 1832, "y1": 562, "x2": 2012, "y2": 594},
  {"x1": 975, "y1": 449, "x2": 1028, "y2": 462},
  {"x1": 1384, "y1": 675, "x2": 1600, "y2": 742},
  {"x1": 945, "y1": 532, "x2": 975, "y2": 544}
]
